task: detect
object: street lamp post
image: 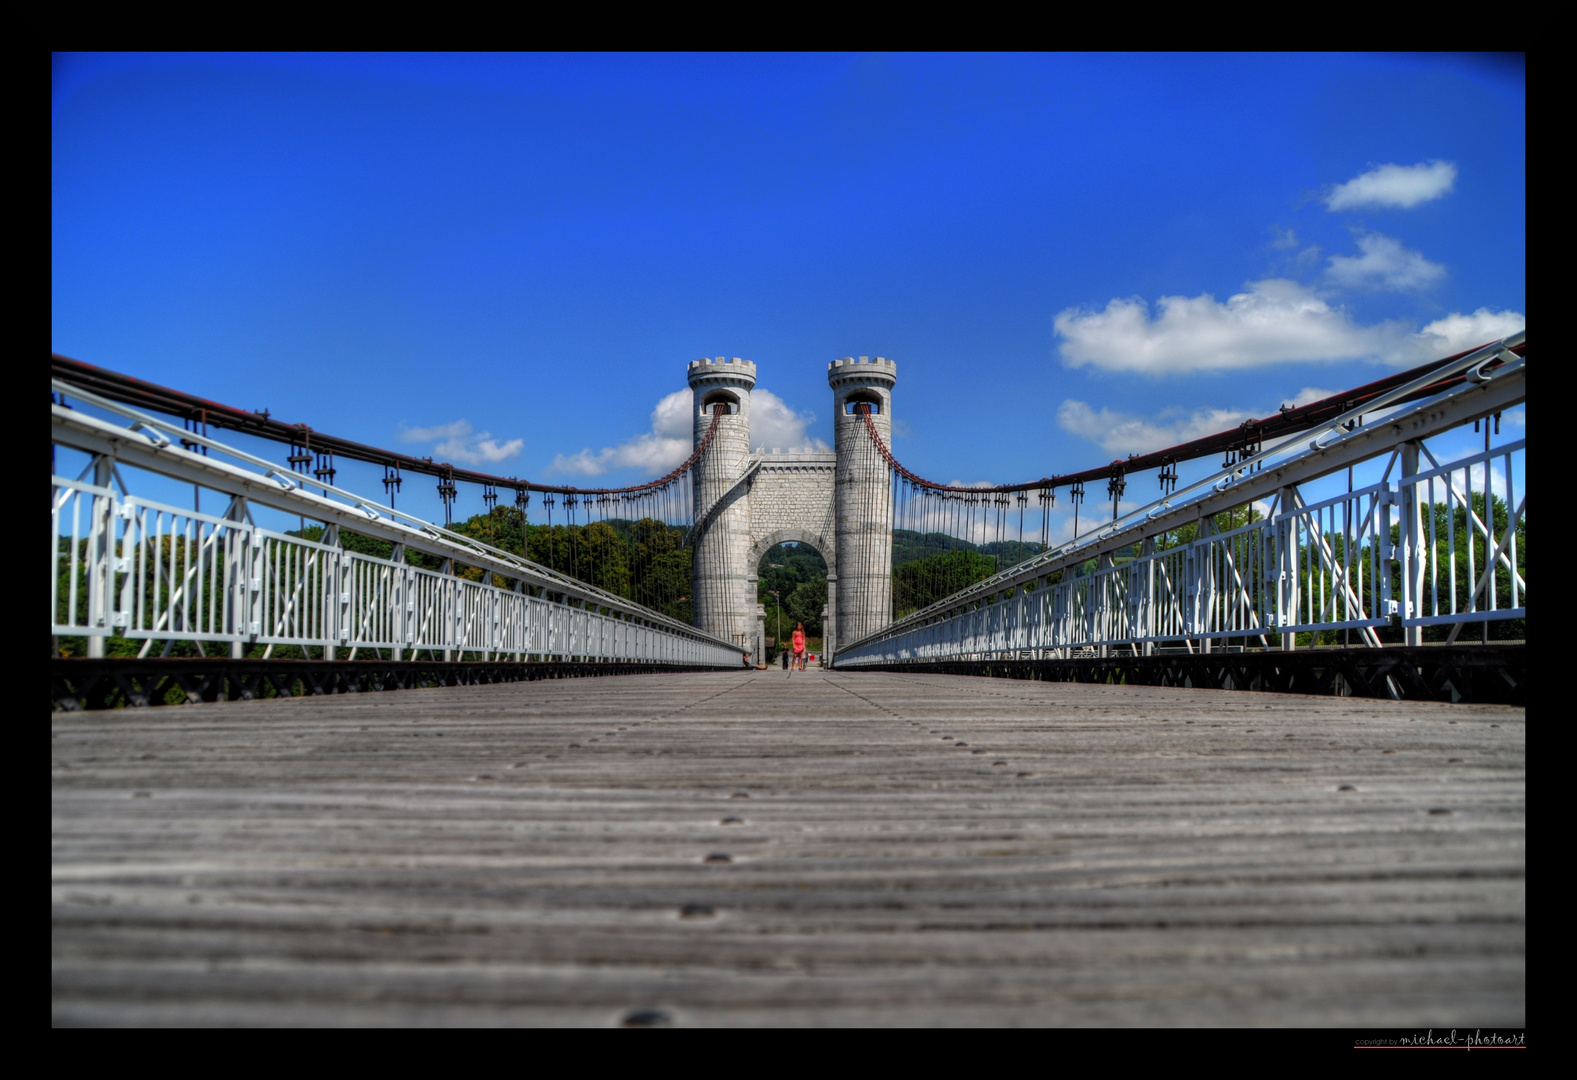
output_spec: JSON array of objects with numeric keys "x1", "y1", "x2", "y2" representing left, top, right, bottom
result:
[{"x1": 770, "y1": 590, "x2": 781, "y2": 659}]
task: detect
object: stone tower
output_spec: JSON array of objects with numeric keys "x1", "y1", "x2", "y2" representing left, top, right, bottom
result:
[
  {"x1": 687, "y1": 357, "x2": 757, "y2": 649},
  {"x1": 829, "y1": 356, "x2": 896, "y2": 649}
]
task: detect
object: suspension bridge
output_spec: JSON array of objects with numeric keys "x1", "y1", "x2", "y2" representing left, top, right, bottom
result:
[
  {"x1": 52, "y1": 334, "x2": 1524, "y2": 706},
  {"x1": 50, "y1": 339, "x2": 1526, "y2": 1026}
]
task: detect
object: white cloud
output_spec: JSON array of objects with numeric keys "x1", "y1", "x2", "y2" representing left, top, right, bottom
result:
[
  {"x1": 1054, "y1": 279, "x2": 1410, "y2": 373},
  {"x1": 550, "y1": 387, "x2": 827, "y2": 477},
  {"x1": 550, "y1": 390, "x2": 692, "y2": 477},
  {"x1": 1056, "y1": 279, "x2": 1522, "y2": 374},
  {"x1": 1387, "y1": 308, "x2": 1526, "y2": 368},
  {"x1": 1058, "y1": 385, "x2": 1339, "y2": 458},
  {"x1": 396, "y1": 419, "x2": 524, "y2": 466},
  {"x1": 1326, "y1": 231, "x2": 1446, "y2": 292},
  {"x1": 1057, "y1": 400, "x2": 1254, "y2": 457},
  {"x1": 397, "y1": 420, "x2": 472, "y2": 443},
  {"x1": 750, "y1": 389, "x2": 829, "y2": 453},
  {"x1": 1287, "y1": 386, "x2": 1337, "y2": 407},
  {"x1": 1324, "y1": 161, "x2": 1457, "y2": 211},
  {"x1": 439, "y1": 434, "x2": 525, "y2": 465}
]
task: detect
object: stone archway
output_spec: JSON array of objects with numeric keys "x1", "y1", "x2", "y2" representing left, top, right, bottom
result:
[
  {"x1": 748, "y1": 527, "x2": 835, "y2": 579},
  {"x1": 746, "y1": 527, "x2": 836, "y2": 666}
]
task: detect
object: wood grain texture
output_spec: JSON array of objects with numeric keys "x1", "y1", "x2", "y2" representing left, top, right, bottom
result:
[{"x1": 52, "y1": 670, "x2": 1525, "y2": 1027}]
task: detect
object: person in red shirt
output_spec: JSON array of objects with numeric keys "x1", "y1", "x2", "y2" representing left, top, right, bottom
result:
[{"x1": 791, "y1": 623, "x2": 807, "y2": 672}]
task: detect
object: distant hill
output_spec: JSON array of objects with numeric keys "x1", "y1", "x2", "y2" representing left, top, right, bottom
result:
[{"x1": 893, "y1": 529, "x2": 1043, "y2": 572}]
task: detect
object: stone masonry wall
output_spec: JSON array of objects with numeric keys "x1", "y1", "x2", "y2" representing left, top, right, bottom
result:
[{"x1": 747, "y1": 452, "x2": 837, "y2": 571}]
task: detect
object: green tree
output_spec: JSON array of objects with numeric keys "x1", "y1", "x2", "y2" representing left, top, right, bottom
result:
[
  {"x1": 785, "y1": 578, "x2": 826, "y2": 637},
  {"x1": 892, "y1": 549, "x2": 997, "y2": 619},
  {"x1": 757, "y1": 542, "x2": 828, "y2": 650}
]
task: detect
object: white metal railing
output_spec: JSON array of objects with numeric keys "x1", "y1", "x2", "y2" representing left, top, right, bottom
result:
[
  {"x1": 52, "y1": 476, "x2": 733, "y2": 665},
  {"x1": 51, "y1": 390, "x2": 743, "y2": 668},
  {"x1": 1399, "y1": 440, "x2": 1525, "y2": 634},
  {"x1": 837, "y1": 336, "x2": 1526, "y2": 666}
]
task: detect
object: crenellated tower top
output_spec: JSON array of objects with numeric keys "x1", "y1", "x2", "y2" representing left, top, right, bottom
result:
[
  {"x1": 687, "y1": 356, "x2": 757, "y2": 389},
  {"x1": 827, "y1": 356, "x2": 896, "y2": 418},
  {"x1": 687, "y1": 356, "x2": 756, "y2": 431},
  {"x1": 826, "y1": 355, "x2": 896, "y2": 384}
]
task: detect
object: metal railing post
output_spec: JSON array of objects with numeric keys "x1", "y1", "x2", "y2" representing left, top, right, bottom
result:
[
  {"x1": 1197, "y1": 514, "x2": 1214, "y2": 655},
  {"x1": 1379, "y1": 485, "x2": 1397, "y2": 633},
  {"x1": 246, "y1": 528, "x2": 263, "y2": 651},
  {"x1": 226, "y1": 497, "x2": 248, "y2": 659},
  {"x1": 441, "y1": 558, "x2": 455, "y2": 662},
  {"x1": 323, "y1": 524, "x2": 340, "y2": 661},
  {"x1": 85, "y1": 454, "x2": 115, "y2": 659},
  {"x1": 1399, "y1": 441, "x2": 1424, "y2": 647},
  {"x1": 1278, "y1": 485, "x2": 1298, "y2": 651}
]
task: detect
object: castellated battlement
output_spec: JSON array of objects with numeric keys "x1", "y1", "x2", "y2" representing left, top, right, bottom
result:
[
  {"x1": 827, "y1": 355, "x2": 897, "y2": 388},
  {"x1": 687, "y1": 356, "x2": 757, "y2": 388}
]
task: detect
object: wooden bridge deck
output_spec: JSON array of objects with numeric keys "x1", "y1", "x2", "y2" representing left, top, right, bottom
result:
[{"x1": 51, "y1": 670, "x2": 1525, "y2": 1027}]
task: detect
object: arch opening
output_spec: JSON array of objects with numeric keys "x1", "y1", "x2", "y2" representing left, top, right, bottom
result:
[
  {"x1": 843, "y1": 390, "x2": 883, "y2": 415},
  {"x1": 757, "y1": 540, "x2": 829, "y2": 660},
  {"x1": 701, "y1": 389, "x2": 741, "y2": 415}
]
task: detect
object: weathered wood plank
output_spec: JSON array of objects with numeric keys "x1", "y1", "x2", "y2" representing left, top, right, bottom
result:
[{"x1": 52, "y1": 671, "x2": 1524, "y2": 1026}]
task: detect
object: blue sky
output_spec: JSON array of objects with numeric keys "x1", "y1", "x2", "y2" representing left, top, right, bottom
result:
[{"x1": 53, "y1": 53, "x2": 1524, "y2": 527}]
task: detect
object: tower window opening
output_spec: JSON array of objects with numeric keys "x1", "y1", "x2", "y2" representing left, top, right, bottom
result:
[
  {"x1": 843, "y1": 391, "x2": 882, "y2": 415},
  {"x1": 702, "y1": 389, "x2": 741, "y2": 415}
]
